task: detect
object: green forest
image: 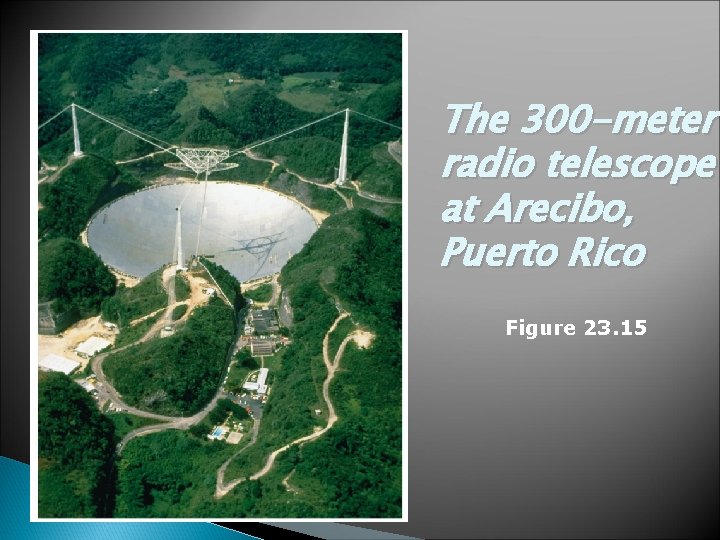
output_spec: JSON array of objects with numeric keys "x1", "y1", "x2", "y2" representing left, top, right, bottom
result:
[
  {"x1": 39, "y1": 372, "x2": 116, "y2": 517},
  {"x1": 199, "y1": 256, "x2": 246, "y2": 311},
  {"x1": 243, "y1": 283, "x2": 273, "y2": 303},
  {"x1": 38, "y1": 33, "x2": 402, "y2": 519},
  {"x1": 39, "y1": 33, "x2": 401, "y2": 195},
  {"x1": 100, "y1": 269, "x2": 166, "y2": 326},
  {"x1": 103, "y1": 296, "x2": 236, "y2": 415},
  {"x1": 112, "y1": 209, "x2": 401, "y2": 518},
  {"x1": 269, "y1": 209, "x2": 402, "y2": 516},
  {"x1": 39, "y1": 237, "x2": 116, "y2": 320},
  {"x1": 39, "y1": 155, "x2": 143, "y2": 239}
]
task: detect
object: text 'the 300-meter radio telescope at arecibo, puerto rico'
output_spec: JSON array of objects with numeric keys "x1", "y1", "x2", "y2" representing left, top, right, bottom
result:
[{"x1": 38, "y1": 102, "x2": 401, "y2": 280}]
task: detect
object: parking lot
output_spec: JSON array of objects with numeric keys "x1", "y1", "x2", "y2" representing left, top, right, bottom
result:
[{"x1": 226, "y1": 390, "x2": 265, "y2": 420}]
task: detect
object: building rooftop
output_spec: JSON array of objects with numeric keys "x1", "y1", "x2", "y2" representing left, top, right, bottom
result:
[
  {"x1": 39, "y1": 354, "x2": 80, "y2": 375},
  {"x1": 250, "y1": 339, "x2": 274, "y2": 356},
  {"x1": 256, "y1": 368, "x2": 269, "y2": 387},
  {"x1": 75, "y1": 336, "x2": 112, "y2": 357},
  {"x1": 249, "y1": 308, "x2": 279, "y2": 334}
]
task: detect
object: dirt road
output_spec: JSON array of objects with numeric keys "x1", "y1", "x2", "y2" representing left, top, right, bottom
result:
[
  {"x1": 214, "y1": 296, "x2": 374, "y2": 498},
  {"x1": 242, "y1": 149, "x2": 350, "y2": 213},
  {"x1": 91, "y1": 266, "x2": 237, "y2": 451},
  {"x1": 214, "y1": 419, "x2": 261, "y2": 497},
  {"x1": 388, "y1": 140, "x2": 402, "y2": 165}
]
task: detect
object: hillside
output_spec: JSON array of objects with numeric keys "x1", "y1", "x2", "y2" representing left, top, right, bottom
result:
[
  {"x1": 39, "y1": 154, "x2": 142, "y2": 239},
  {"x1": 38, "y1": 32, "x2": 403, "y2": 520},
  {"x1": 112, "y1": 210, "x2": 401, "y2": 517},
  {"x1": 39, "y1": 372, "x2": 117, "y2": 517},
  {"x1": 216, "y1": 208, "x2": 402, "y2": 517},
  {"x1": 103, "y1": 296, "x2": 236, "y2": 416},
  {"x1": 38, "y1": 34, "x2": 401, "y2": 195},
  {"x1": 38, "y1": 237, "x2": 116, "y2": 320}
]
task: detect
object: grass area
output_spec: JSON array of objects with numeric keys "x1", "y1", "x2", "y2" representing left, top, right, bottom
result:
[
  {"x1": 106, "y1": 412, "x2": 162, "y2": 441},
  {"x1": 171, "y1": 304, "x2": 188, "y2": 321},
  {"x1": 177, "y1": 80, "x2": 229, "y2": 114},
  {"x1": 268, "y1": 171, "x2": 346, "y2": 215},
  {"x1": 282, "y1": 72, "x2": 339, "y2": 88},
  {"x1": 278, "y1": 72, "x2": 379, "y2": 114},
  {"x1": 225, "y1": 363, "x2": 251, "y2": 394},
  {"x1": 243, "y1": 283, "x2": 273, "y2": 303},
  {"x1": 209, "y1": 154, "x2": 272, "y2": 184},
  {"x1": 176, "y1": 74, "x2": 263, "y2": 115},
  {"x1": 261, "y1": 350, "x2": 283, "y2": 372},
  {"x1": 101, "y1": 269, "x2": 167, "y2": 327},
  {"x1": 352, "y1": 143, "x2": 402, "y2": 199},
  {"x1": 277, "y1": 91, "x2": 340, "y2": 114},
  {"x1": 114, "y1": 312, "x2": 162, "y2": 348},
  {"x1": 175, "y1": 274, "x2": 191, "y2": 302}
]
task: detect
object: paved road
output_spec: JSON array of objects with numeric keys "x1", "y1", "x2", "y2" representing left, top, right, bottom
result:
[
  {"x1": 117, "y1": 388, "x2": 231, "y2": 452},
  {"x1": 214, "y1": 294, "x2": 374, "y2": 498},
  {"x1": 91, "y1": 265, "x2": 241, "y2": 453}
]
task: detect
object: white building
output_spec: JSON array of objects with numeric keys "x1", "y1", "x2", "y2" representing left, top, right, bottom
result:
[
  {"x1": 243, "y1": 367, "x2": 269, "y2": 394},
  {"x1": 79, "y1": 380, "x2": 97, "y2": 393},
  {"x1": 39, "y1": 354, "x2": 80, "y2": 375},
  {"x1": 75, "y1": 336, "x2": 112, "y2": 358},
  {"x1": 256, "y1": 367, "x2": 269, "y2": 395}
]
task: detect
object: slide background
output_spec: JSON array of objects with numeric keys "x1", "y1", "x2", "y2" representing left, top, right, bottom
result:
[{"x1": 2, "y1": 2, "x2": 718, "y2": 538}]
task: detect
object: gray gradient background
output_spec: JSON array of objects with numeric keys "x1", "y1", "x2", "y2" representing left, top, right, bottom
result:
[{"x1": 30, "y1": 2, "x2": 719, "y2": 538}]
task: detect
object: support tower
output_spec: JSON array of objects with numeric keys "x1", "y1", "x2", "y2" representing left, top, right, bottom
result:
[
  {"x1": 71, "y1": 103, "x2": 82, "y2": 157},
  {"x1": 336, "y1": 108, "x2": 350, "y2": 185}
]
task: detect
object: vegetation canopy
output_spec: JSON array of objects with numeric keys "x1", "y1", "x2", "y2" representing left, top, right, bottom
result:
[{"x1": 38, "y1": 32, "x2": 402, "y2": 519}]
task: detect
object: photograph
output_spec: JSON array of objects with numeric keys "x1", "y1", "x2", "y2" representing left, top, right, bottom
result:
[{"x1": 34, "y1": 31, "x2": 403, "y2": 519}]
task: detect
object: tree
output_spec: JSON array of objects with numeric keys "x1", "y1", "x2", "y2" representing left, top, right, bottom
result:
[
  {"x1": 38, "y1": 154, "x2": 142, "y2": 239},
  {"x1": 39, "y1": 238, "x2": 116, "y2": 319},
  {"x1": 39, "y1": 372, "x2": 117, "y2": 517}
]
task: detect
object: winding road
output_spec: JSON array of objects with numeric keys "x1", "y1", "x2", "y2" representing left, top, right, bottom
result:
[
  {"x1": 243, "y1": 148, "x2": 403, "y2": 209},
  {"x1": 94, "y1": 263, "x2": 374, "y2": 498},
  {"x1": 92, "y1": 266, "x2": 238, "y2": 452},
  {"x1": 214, "y1": 296, "x2": 374, "y2": 498},
  {"x1": 243, "y1": 149, "x2": 352, "y2": 210},
  {"x1": 88, "y1": 151, "x2": 385, "y2": 492},
  {"x1": 345, "y1": 180, "x2": 402, "y2": 205}
]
